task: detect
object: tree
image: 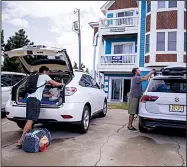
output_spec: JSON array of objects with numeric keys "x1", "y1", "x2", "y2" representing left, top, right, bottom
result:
[
  {"x1": 1, "y1": 30, "x2": 5, "y2": 66},
  {"x1": 73, "y1": 61, "x2": 78, "y2": 69},
  {"x1": 73, "y1": 61, "x2": 89, "y2": 73},
  {"x1": 2, "y1": 29, "x2": 34, "y2": 72},
  {"x1": 1, "y1": 30, "x2": 5, "y2": 49}
]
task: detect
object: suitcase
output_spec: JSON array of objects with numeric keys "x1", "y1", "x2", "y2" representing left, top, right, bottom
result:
[{"x1": 22, "y1": 128, "x2": 52, "y2": 153}]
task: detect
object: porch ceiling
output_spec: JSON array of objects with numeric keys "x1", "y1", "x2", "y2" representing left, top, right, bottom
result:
[{"x1": 102, "y1": 34, "x2": 138, "y2": 40}]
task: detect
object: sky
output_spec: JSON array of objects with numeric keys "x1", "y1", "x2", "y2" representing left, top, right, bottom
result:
[{"x1": 2, "y1": 1, "x2": 106, "y2": 70}]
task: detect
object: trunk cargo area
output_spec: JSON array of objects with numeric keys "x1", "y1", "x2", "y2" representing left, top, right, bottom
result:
[{"x1": 16, "y1": 73, "x2": 71, "y2": 106}]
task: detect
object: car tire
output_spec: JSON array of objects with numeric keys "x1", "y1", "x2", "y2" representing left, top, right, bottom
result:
[
  {"x1": 98, "y1": 100, "x2": 107, "y2": 117},
  {"x1": 139, "y1": 117, "x2": 148, "y2": 133},
  {"x1": 16, "y1": 121, "x2": 26, "y2": 129},
  {"x1": 78, "y1": 106, "x2": 90, "y2": 134}
]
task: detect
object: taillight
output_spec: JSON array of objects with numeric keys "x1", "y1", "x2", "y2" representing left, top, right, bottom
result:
[
  {"x1": 6, "y1": 112, "x2": 10, "y2": 116},
  {"x1": 140, "y1": 95, "x2": 159, "y2": 103},
  {"x1": 65, "y1": 87, "x2": 77, "y2": 96},
  {"x1": 61, "y1": 115, "x2": 73, "y2": 119}
]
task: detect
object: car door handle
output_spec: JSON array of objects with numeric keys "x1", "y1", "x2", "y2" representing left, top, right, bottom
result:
[{"x1": 88, "y1": 92, "x2": 91, "y2": 95}]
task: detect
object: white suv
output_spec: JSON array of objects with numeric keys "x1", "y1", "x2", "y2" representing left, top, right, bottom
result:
[
  {"x1": 1, "y1": 71, "x2": 26, "y2": 114},
  {"x1": 139, "y1": 66, "x2": 186, "y2": 132},
  {"x1": 5, "y1": 45, "x2": 107, "y2": 134}
]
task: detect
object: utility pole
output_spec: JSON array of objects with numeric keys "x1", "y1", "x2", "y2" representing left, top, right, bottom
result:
[{"x1": 73, "y1": 8, "x2": 82, "y2": 70}]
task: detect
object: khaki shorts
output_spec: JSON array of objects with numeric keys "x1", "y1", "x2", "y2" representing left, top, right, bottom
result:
[{"x1": 128, "y1": 97, "x2": 139, "y2": 115}]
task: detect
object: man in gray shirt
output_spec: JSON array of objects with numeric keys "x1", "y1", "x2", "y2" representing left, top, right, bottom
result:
[{"x1": 127, "y1": 68, "x2": 155, "y2": 132}]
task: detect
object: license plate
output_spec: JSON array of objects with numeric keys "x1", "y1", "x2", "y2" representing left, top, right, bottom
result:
[{"x1": 169, "y1": 105, "x2": 184, "y2": 112}]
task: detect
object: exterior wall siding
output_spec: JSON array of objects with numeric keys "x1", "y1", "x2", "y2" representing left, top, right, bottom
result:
[
  {"x1": 157, "y1": 11, "x2": 177, "y2": 29},
  {"x1": 146, "y1": 14, "x2": 151, "y2": 33},
  {"x1": 139, "y1": 0, "x2": 146, "y2": 67},
  {"x1": 105, "y1": 36, "x2": 137, "y2": 54},
  {"x1": 156, "y1": 54, "x2": 177, "y2": 62},
  {"x1": 108, "y1": 0, "x2": 137, "y2": 11},
  {"x1": 145, "y1": 55, "x2": 150, "y2": 63},
  {"x1": 141, "y1": 71, "x2": 149, "y2": 91}
]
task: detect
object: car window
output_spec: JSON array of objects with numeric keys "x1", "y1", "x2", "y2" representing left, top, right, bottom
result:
[
  {"x1": 12, "y1": 75, "x2": 25, "y2": 85},
  {"x1": 79, "y1": 74, "x2": 93, "y2": 88},
  {"x1": 1, "y1": 74, "x2": 13, "y2": 86},
  {"x1": 88, "y1": 76, "x2": 100, "y2": 89},
  {"x1": 148, "y1": 78, "x2": 186, "y2": 93}
]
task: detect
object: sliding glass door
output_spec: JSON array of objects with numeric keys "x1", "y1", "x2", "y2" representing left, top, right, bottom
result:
[{"x1": 111, "y1": 79, "x2": 123, "y2": 102}]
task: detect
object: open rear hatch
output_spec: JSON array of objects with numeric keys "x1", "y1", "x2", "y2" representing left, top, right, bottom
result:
[{"x1": 5, "y1": 45, "x2": 74, "y2": 107}]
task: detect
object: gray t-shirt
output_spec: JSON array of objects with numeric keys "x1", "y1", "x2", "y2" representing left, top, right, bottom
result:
[{"x1": 129, "y1": 76, "x2": 142, "y2": 98}]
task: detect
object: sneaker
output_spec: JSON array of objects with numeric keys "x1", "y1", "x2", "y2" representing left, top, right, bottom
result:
[{"x1": 127, "y1": 126, "x2": 138, "y2": 132}]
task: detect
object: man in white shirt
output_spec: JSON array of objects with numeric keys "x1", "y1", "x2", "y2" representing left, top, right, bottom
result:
[{"x1": 17, "y1": 66, "x2": 64, "y2": 147}]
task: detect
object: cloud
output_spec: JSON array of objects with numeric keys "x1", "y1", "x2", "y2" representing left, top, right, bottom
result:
[
  {"x1": 2, "y1": 1, "x2": 106, "y2": 69},
  {"x1": 6, "y1": 18, "x2": 29, "y2": 28}
]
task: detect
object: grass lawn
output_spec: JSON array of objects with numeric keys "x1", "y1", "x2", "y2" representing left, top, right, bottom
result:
[{"x1": 108, "y1": 103, "x2": 128, "y2": 110}]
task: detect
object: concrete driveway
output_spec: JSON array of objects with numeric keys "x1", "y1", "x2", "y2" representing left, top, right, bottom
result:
[{"x1": 2, "y1": 109, "x2": 186, "y2": 166}]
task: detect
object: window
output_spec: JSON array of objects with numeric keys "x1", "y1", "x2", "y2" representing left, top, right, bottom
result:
[
  {"x1": 147, "y1": 1, "x2": 151, "y2": 13},
  {"x1": 116, "y1": 11, "x2": 134, "y2": 25},
  {"x1": 116, "y1": 11, "x2": 134, "y2": 18},
  {"x1": 145, "y1": 34, "x2": 150, "y2": 53},
  {"x1": 185, "y1": 32, "x2": 187, "y2": 52},
  {"x1": 113, "y1": 43, "x2": 134, "y2": 54},
  {"x1": 169, "y1": 1, "x2": 177, "y2": 8},
  {"x1": 158, "y1": 1, "x2": 165, "y2": 8},
  {"x1": 1, "y1": 74, "x2": 13, "y2": 87},
  {"x1": 148, "y1": 78, "x2": 186, "y2": 93},
  {"x1": 89, "y1": 76, "x2": 100, "y2": 89},
  {"x1": 12, "y1": 75, "x2": 26, "y2": 85},
  {"x1": 168, "y1": 32, "x2": 177, "y2": 51},
  {"x1": 157, "y1": 32, "x2": 165, "y2": 51},
  {"x1": 79, "y1": 75, "x2": 92, "y2": 87}
]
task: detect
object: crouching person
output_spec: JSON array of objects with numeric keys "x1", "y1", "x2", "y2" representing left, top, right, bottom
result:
[{"x1": 17, "y1": 66, "x2": 64, "y2": 147}]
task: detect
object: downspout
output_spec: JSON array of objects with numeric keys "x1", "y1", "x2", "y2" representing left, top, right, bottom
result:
[{"x1": 92, "y1": 32, "x2": 99, "y2": 80}]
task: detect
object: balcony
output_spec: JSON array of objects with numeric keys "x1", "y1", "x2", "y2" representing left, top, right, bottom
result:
[
  {"x1": 99, "y1": 16, "x2": 139, "y2": 35},
  {"x1": 97, "y1": 54, "x2": 137, "y2": 72}
]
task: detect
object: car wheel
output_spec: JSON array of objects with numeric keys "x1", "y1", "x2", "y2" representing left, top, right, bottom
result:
[
  {"x1": 98, "y1": 100, "x2": 107, "y2": 117},
  {"x1": 78, "y1": 106, "x2": 90, "y2": 134},
  {"x1": 139, "y1": 117, "x2": 148, "y2": 133},
  {"x1": 16, "y1": 121, "x2": 26, "y2": 129}
]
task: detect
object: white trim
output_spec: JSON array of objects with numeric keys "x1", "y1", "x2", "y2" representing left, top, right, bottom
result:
[
  {"x1": 104, "y1": 40, "x2": 106, "y2": 55},
  {"x1": 107, "y1": 8, "x2": 138, "y2": 15},
  {"x1": 155, "y1": 29, "x2": 178, "y2": 32},
  {"x1": 104, "y1": 76, "x2": 109, "y2": 80},
  {"x1": 155, "y1": 51, "x2": 177, "y2": 54},
  {"x1": 137, "y1": 1, "x2": 142, "y2": 67},
  {"x1": 111, "y1": 42, "x2": 136, "y2": 54},
  {"x1": 100, "y1": 1, "x2": 115, "y2": 14}
]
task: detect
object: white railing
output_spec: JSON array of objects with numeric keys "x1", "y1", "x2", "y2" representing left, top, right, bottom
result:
[
  {"x1": 100, "y1": 16, "x2": 139, "y2": 29},
  {"x1": 100, "y1": 54, "x2": 136, "y2": 65}
]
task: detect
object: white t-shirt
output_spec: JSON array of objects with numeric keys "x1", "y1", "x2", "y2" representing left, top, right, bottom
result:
[{"x1": 28, "y1": 74, "x2": 52, "y2": 101}]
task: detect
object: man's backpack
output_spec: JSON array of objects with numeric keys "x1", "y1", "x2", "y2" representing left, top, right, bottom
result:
[
  {"x1": 22, "y1": 128, "x2": 52, "y2": 153},
  {"x1": 25, "y1": 74, "x2": 46, "y2": 94}
]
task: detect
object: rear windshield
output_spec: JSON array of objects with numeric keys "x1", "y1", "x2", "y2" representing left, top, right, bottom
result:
[
  {"x1": 147, "y1": 78, "x2": 186, "y2": 93},
  {"x1": 23, "y1": 55, "x2": 66, "y2": 65}
]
